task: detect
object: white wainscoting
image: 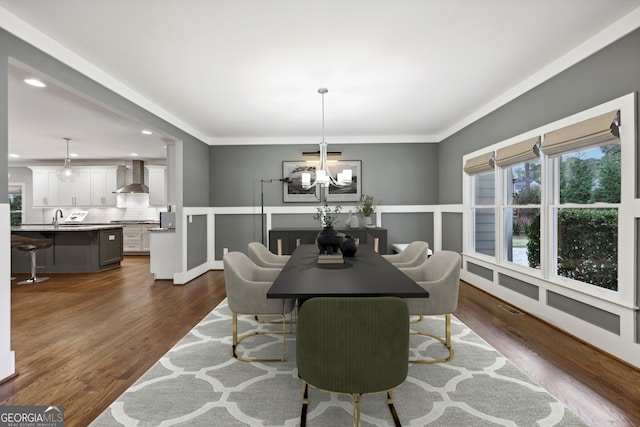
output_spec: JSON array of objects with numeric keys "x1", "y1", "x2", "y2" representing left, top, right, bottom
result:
[{"x1": 176, "y1": 204, "x2": 462, "y2": 280}]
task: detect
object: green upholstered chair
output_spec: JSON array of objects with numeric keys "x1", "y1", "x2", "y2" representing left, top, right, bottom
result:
[
  {"x1": 247, "y1": 241, "x2": 290, "y2": 268},
  {"x1": 223, "y1": 251, "x2": 295, "y2": 362},
  {"x1": 296, "y1": 297, "x2": 409, "y2": 426},
  {"x1": 399, "y1": 250, "x2": 461, "y2": 364},
  {"x1": 382, "y1": 241, "x2": 430, "y2": 268}
]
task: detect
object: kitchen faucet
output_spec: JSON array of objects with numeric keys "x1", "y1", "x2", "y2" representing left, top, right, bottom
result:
[{"x1": 53, "y1": 209, "x2": 63, "y2": 228}]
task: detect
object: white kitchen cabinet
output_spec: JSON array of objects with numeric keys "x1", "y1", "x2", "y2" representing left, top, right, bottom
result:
[
  {"x1": 31, "y1": 165, "x2": 123, "y2": 208},
  {"x1": 146, "y1": 165, "x2": 166, "y2": 206},
  {"x1": 31, "y1": 168, "x2": 60, "y2": 207},
  {"x1": 91, "y1": 167, "x2": 120, "y2": 206},
  {"x1": 122, "y1": 223, "x2": 156, "y2": 254},
  {"x1": 150, "y1": 229, "x2": 176, "y2": 280},
  {"x1": 59, "y1": 169, "x2": 91, "y2": 206},
  {"x1": 141, "y1": 224, "x2": 155, "y2": 252},
  {"x1": 122, "y1": 224, "x2": 143, "y2": 253}
]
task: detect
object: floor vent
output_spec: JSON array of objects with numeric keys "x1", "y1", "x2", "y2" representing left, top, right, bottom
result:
[{"x1": 498, "y1": 304, "x2": 524, "y2": 315}]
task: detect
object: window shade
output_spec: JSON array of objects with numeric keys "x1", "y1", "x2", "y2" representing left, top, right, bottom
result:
[
  {"x1": 541, "y1": 110, "x2": 620, "y2": 156},
  {"x1": 464, "y1": 151, "x2": 495, "y2": 175},
  {"x1": 8, "y1": 185, "x2": 22, "y2": 194},
  {"x1": 495, "y1": 137, "x2": 540, "y2": 167}
]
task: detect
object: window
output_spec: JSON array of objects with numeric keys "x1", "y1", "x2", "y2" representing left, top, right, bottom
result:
[
  {"x1": 473, "y1": 173, "x2": 496, "y2": 257},
  {"x1": 9, "y1": 184, "x2": 23, "y2": 226},
  {"x1": 465, "y1": 153, "x2": 495, "y2": 257},
  {"x1": 503, "y1": 159, "x2": 541, "y2": 268},
  {"x1": 552, "y1": 142, "x2": 620, "y2": 290},
  {"x1": 464, "y1": 99, "x2": 630, "y2": 298},
  {"x1": 496, "y1": 137, "x2": 542, "y2": 269}
]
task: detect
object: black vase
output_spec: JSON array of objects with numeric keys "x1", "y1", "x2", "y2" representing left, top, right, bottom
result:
[
  {"x1": 341, "y1": 234, "x2": 358, "y2": 257},
  {"x1": 316, "y1": 227, "x2": 344, "y2": 255}
]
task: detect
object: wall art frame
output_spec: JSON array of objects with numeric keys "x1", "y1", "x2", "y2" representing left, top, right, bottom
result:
[{"x1": 282, "y1": 160, "x2": 362, "y2": 202}]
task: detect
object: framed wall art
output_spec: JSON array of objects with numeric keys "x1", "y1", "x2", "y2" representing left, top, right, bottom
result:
[
  {"x1": 282, "y1": 161, "x2": 319, "y2": 202},
  {"x1": 282, "y1": 160, "x2": 362, "y2": 202},
  {"x1": 325, "y1": 160, "x2": 361, "y2": 202}
]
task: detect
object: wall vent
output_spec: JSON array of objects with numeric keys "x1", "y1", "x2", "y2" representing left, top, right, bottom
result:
[{"x1": 498, "y1": 304, "x2": 524, "y2": 315}]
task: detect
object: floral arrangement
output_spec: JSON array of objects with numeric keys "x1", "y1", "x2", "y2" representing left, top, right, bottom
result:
[{"x1": 313, "y1": 203, "x2": 342, "y2": 228}]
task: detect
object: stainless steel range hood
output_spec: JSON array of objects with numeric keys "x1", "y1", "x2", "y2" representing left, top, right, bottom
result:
[{"x1": 115, "y1": 160, "x2": 149, "y2": 193}]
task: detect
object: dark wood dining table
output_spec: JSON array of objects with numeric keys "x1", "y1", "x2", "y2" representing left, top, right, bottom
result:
[{"x1": 266, "y1": 244, "x2": 429, "y2": 300}]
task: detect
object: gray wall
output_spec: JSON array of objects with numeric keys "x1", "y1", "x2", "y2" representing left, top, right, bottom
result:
[
  {"x1": 441, "y1": 212, "x2": 463, "y2": 253},
  {"x1": 209, "y1": 143, "x2": 439, "y2": 207},
  {"x1": 183, "y1": 139, "x2": 211, "y2": 207},
  {"x1": 438, "y1": 28, "x2": 640, "y2": 204},
  {"x1": 209, "y1": 142, "x2": 440, "y2": 253},
  {"x1": 0, "y1": 28, "x2": 211, "y2": 206},
  {"x1": 215, "y1": 214, "x2": 261, "y2": 259},
  {"x1": 186, "y1": 214, "x2": 208, "y2": 269},
  {"x1": 382, "y1": 212, "x2": 434, "y2": 251}
]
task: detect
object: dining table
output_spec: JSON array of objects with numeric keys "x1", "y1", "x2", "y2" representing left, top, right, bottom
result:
[{"x1": 266, "y1": 244, "x2": 429, "y2": 300}]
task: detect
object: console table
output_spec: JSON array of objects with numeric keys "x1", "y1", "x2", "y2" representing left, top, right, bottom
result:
[{"x1": 269, "y1": 227, "x2": 388, "y2": 254}]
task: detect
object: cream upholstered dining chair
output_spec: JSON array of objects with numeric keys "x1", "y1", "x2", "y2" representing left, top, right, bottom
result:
[
  {"x1": 247, "y1": 241, "x2": 290, "y2": 268},
  {"x1": 399, "y1": 250, "x2": 461, "y2": 364},
  {"x1": 223, "y1": 251, "x2": 295, "y2": 362},
  {"x1": 382, "y1": 241, "x2": 430, "y2": 268}
]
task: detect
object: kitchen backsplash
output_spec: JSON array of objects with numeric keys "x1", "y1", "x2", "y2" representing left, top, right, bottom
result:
[{"x1": 39, "y1": 203, "x2": 165, "y2": 224}]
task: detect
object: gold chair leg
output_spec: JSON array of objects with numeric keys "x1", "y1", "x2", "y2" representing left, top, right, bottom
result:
[
  {"x1": 232, "y1": 312, "x2": 288, "y2": 362},
  {"x1": 409, "y1": 313, "x2": 455, "y2": 364},
  {"x1": 351, "y1": 393, "x2": 362, "y2": 427},
  {"x1": 254, "y1": 311, "x2": 296, "y2": 330}
]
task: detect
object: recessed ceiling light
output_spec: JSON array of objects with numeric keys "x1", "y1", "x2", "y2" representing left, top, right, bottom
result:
[
  {"x1": 9, "y1": 154, "x2": 19, "y2": 158},
  {"x1": 131, "y1": 153, "x2": 139, "y2": 157},
  {"x1": 141, "y1": 130, "x2": 152, "y2": 135},
  {"x1": 69, "y1": 153, "x2": 79, "y2": 157},
  {"x1": 24, "y1": 78, "x2": 46, "y2": 88}
]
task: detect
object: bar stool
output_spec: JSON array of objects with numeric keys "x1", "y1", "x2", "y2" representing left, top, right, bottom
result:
[
  {"x1": 11, "y1": 235, "x2": 32, "y2": 280},
  {"x1": 16, "y1": 238, "x2": 53, "y2": 285}
]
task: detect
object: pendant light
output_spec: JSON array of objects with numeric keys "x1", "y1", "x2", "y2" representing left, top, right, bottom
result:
[
  {"x1": 301, "y1": 88, "x2": 353, "y2": 189},
  {"x1": 57, "y1": 137, "x2": 77, "y2": 182}
]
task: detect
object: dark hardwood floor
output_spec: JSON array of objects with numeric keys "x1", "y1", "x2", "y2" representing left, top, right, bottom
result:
[{"x1": 2, "y1": 256, "x2": 639, "y2": 426}]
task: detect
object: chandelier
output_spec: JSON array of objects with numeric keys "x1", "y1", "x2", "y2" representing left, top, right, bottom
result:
[
  {"x1": 57, "y1": 137, "x2": 77, "y2": 182},
  {"x1": 301, "y1": 88, "x2": 352, "y2": 189}
]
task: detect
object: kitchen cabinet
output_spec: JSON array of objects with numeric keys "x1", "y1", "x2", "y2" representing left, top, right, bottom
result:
[
  {"x1": 11, "y1": 225, "x2": 123, "y2": 273},
  {"x1": 31, "y1": 168, "x2": 60, "y2": 207},
  {"x1": 149, "y1": 228, "x2": 175, "y2": 280},
  {"x1": 122, "y1": 223, "x2": 156, "y2": 254},
  {"x1": 146, "y1": 165, "x2": 166, "y2": 206},
  {"x1": 141, "y1": 224, "x2": 155, "y2": 252},
  {"x1": 59, "y1": 169, "x2": 91, "y2": 206},
  {"x1": 91, "y1": 167, "x2": 120, "y2": 206},
  {"x1": 31, "y1": 165, "x2": 123, "y2": 208},
  {"x1": 122, "y1": 224, "x2": 143, "y2": 253}
]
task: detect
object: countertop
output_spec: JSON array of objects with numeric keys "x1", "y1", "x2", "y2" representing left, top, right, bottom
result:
[
  {"x1": 149, "y1": 228, "x2": 176, "y2": 232},
  {"x1": 12, "y1": 224, "x2": 125, "y2": 232}
]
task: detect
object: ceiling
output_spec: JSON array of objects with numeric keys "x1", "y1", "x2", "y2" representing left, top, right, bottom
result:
[{"x1": 2, "y1": 0, "x2": 640, "y2": 164}]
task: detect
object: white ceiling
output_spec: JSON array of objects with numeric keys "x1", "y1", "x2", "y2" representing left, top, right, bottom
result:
[{"x1": 2, "y1": 0, "x2": 640, "y2": 163}]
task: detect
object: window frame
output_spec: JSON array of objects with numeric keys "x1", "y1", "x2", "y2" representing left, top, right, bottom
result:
[
  {"x1": 467, "y1": 166, "x2": 497, "y2": 261},
  {"x1": 500, "y1": 159, "x2": 542, "y2": 274},
  {"x1": 463, "y1": 92, "x2": 636, "y2": 308}
]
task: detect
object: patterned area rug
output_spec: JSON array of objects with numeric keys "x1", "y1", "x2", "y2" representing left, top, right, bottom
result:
[{"x1": 91, "y1": 299, "x2": 585, "y2": 426}]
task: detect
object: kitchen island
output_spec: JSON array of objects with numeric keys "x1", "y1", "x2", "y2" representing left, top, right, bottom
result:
[{"x1": 11, "y1": 224, "x2": 124, "y2": 273}]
